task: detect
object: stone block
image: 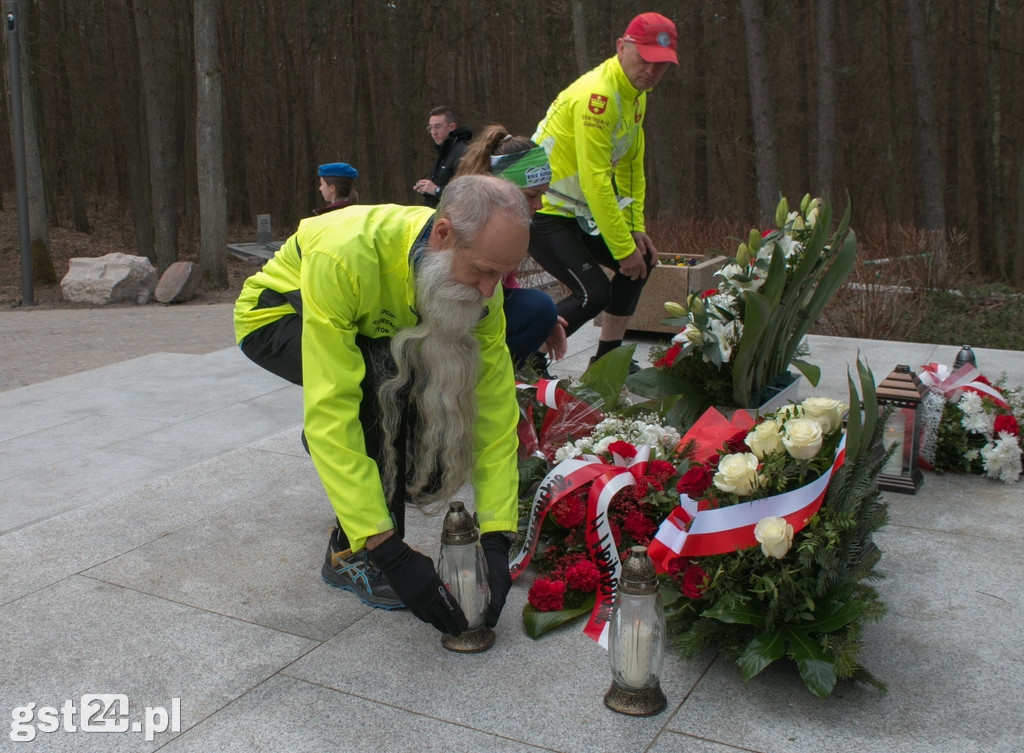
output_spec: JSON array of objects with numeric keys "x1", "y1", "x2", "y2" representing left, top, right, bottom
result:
[
  {"x1": 60, "y1": 253, "x2": 158, "y2": 305},
  {"x1": 154, "y1": 261, "x2": 199, "y2": 304},
  {"x1": 597, "y1": 253, "x2": 727, "y2": 334}
]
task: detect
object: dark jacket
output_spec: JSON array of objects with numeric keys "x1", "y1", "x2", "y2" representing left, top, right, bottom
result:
[{"x1": 423, "y1": 125, "x2": 472, "y2": 207}]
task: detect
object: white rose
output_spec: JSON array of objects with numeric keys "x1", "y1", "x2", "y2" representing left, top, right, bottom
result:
[
  {"x1": 782, "y1": 418, "x2": 824, "y2": 460},
  {"x1": 800, "y1": 397, "x2": 847, "y2": 434},
  {"x1": 745, "y1": 421, "x2": 784, "y2": 458},
  {"x1": 713, "y1": 453, "x2": 760, "y2": 495},
  {"x1": 753, "y1": 516, "x2": 795, "y2": 559}
]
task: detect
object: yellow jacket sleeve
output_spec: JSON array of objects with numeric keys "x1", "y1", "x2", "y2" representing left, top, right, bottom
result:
[
  {"x1": 469, "y1": 295, "x2": 520, "y2": 535},
  {"x1": 300, "y1": 246, "x2": 396, "y2": 551}
]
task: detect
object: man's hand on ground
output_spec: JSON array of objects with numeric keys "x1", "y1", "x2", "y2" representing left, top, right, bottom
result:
[{"x1": 368, "y1": 534, "x2": 468, "y2": 635}]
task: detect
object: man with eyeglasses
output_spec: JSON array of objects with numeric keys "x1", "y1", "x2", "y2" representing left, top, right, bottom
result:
[
  {"x1": 527, "y1": 12, "x2": 677, "y2": 370},
  {"x1": 414, "y1": 105, "x2": 472, "y2": 207}
]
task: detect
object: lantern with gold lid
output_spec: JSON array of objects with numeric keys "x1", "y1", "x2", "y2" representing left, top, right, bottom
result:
[{"x1": 876, "y1": 365, "x2": 927, "y2": 494}]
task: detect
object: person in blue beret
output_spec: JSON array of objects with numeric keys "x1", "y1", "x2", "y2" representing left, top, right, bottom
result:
[{"x1": 314, "y1": 162, "x2": 359, "y2": 215}]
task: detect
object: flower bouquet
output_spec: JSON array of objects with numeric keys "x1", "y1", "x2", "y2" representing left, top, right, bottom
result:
[
  {"x1": 627, "y1": 195, "x2": 857, "y2": 429},
  {"x1": 650, "y1": 359, "x2": 888, "y2": 698},
  {"x1": 514, "y1": 404, "x2": 687, "y2": 641},
  {"x1": 918, "y1": 363, "x2": 1023, "y2": 484}
]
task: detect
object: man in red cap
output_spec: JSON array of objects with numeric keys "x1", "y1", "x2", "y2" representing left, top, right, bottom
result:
[{"x1": 528, "y1": 12, "x2": 677, "y2": 370}]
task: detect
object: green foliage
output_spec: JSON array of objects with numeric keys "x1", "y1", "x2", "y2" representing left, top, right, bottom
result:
[
  {"x1": 522, "y1": 595, "x2": 595, "y2": 639},
  {"x1": 628, "y1": 196, "x2": 858, "y2": 422},
  {"x1": 932, "y1": 400, "x2": 985, "y2": 474},
  {"x1": 664, "y1": 357, "x2": 889, "y2": 697}
]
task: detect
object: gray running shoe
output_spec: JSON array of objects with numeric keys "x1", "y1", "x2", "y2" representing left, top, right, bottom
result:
[{"x1": 321, "y1": 528, "x2": 405, "y2": 610}]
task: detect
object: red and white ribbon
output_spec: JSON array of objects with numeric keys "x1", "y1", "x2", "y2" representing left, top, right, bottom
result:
[
  {"x1": 509, "y1": 445, "x2": 652, "y2": 646},
  {"x1": 648, "y1": 435, "x2": 846, "y2": 571},
  {"x1": 918, "y1": 362, "x2": 1008, "y2": 409}
]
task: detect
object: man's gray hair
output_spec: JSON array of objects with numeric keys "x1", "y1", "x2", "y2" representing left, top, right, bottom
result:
[{"x1": 437, "y1": 174, "x2": 531, "y2": 248}]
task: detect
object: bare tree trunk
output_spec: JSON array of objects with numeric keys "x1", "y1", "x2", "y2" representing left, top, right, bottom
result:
[
  {"x1": 739, "y1": 0, "x2": 780, "y2": 226},
  {"x1": 134, "y1": 0, "x2": 181, "y2": 272},
  {"x1": 906, "y1": 0, "x2": 946, "y2": 280},
  {"x1": 1016, "y1": 144, "x2": 1024, "y2": 282},
  {"x1": 4, "y1": 0, "x2": 55, "y2": 284},
  {"x1": 571, "y1": 0, "x2": 588, "y2": 74},
  {"x1": 692, "y1": 2, "x2": 708, "y2": 216},
  {"x1": 815, "y1": 0, "x2": 836, "y2": 203},
  {"x1": 194, "y1": 0, "x2": 227, "y2": 289},
  {"x1": 985, "y1": 0, "x2": 1007, "y2": 279}
]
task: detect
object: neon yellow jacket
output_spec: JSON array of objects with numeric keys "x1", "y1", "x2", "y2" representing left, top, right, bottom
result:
[
  {"x1": 532, "y1": 55, "x2": 648, "y2": 260},
  {"x1": 233, "y1": 204, "x2": 519, "y2": 551}
]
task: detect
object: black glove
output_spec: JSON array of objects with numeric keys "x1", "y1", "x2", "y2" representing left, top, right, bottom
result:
[
  {"x1": 480, "y1": 532, "x2": 513, "y2": 628},
  {"x1": 369, "y1": 534, "x2": 468, "y2": 636}
]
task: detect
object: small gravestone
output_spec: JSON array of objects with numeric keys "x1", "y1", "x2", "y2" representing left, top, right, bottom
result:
[
  {"x1": 154, "y1": 261, "x2": 199, "y2": 304},
  {"x1": 256, "y1": 214, "x2": 272, "y2": 244},
  {"x1": 61, "y1": 253, "x2": 157, "y2": 305}
]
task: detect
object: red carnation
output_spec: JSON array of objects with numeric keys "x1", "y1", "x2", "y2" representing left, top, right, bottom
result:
[
  {"x1": 608, "y1": 440, "x2": 638, "y2": 459},
  {"x1": 655, "y1": 343, "x2": 682, "y2": 369},
  {"x1": 680, "y1": 564, "x2": 709, "y2": 599},
  {"x1": 550, "y1": 493, "x2": 586, "y2": 529},
  {"x1": 647, "y1": 459, "x2": 676, "y2": 484},
  {"x1": 994, "y1": 413, "x2": 1020, "y2": 437},
  {"x1": 676, "y1": 464, "x2": 713, "y2": 497},
  {"x1": 527, "y1": 578, "x2": 566, "y2": 611},
  {"x1": 565, "y1": 559, "x2": 600, "y2": 592},
  {"x1": 622, "y1": 509, "x2": 656, "y2": 543},
  {"x1": 700, "y1": 288, "x2": 718, "y2": 299}
]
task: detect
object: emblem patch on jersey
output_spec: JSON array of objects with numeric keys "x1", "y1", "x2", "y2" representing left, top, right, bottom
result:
[{"x1": 588, "y1": 93, "x2": 608, "y2": 115}]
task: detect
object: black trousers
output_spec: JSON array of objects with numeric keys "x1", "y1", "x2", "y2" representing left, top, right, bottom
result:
[
  {"x1": 240, "y1": 320, "x2": 408, "y2": 544},
  {"x1": 527, "y1": 213, "x2": 652, "y2": 338}
]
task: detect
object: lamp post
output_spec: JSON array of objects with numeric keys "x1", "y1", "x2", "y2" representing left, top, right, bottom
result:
[
  {"x1": 876, "y1": 365, "x2": 927, "y2": 494},
  {"x1": 437, "y1": 500, "x2": 494, "y2": 653},
  {"x1": 604, "y1": 546, "x2": 667, "y2": 716}
]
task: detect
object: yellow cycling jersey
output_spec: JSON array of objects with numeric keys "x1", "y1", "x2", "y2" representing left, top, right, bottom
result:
[{"x1": 532, "y1": 55, "x2": 647, "y2": 260}]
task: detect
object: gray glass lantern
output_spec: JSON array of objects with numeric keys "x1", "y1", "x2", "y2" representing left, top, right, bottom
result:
[
  {"x1": 876, "y1": 365, "x2": 927, "y2": 494},
  {"x1": 437, "y1": 500, "x2": 494, "y2": 652},
  {"x1": 604, "y1": 546, "x2": 667, "y2": 716}
]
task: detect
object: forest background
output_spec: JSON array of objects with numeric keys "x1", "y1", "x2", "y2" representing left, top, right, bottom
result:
[{"x1": 2, "y1": 0, "x2": 1023, "y2": 347}]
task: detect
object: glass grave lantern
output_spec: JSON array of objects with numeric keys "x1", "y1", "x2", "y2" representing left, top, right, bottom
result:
[
  {"x1": 436, "y1": 500, "x2": 494, "y2": 652},
  {"x1": 876, "y1": 365, "x2": 927, "y2": 494},
  {"x1": 604, "y1": 546, "x2": 667, "y2": 716}
]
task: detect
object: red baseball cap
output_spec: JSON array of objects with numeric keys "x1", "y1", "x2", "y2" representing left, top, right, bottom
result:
[{"x1": 622, "y1": 12, "x2": 678, "y2": 65}]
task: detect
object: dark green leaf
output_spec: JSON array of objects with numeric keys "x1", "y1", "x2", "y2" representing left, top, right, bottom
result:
[
  {"x1": 581, "y1": 344, "x2": 636, "y2": 407},
  {"x1": 522, "y1": 595, "x2": 596, "y2": 639},
  {"x1": 790, "y1": 358, "x2": 821, "y2": 387},
  {"x1": 702, "y1": 601, "x2": 766, "y2": 626},
  {"x1": 739, "y1": 628, "x2": 787, "y2": 679},
  {"x1": 785, "y1": 627, "x2": 837, "y2": 699}
]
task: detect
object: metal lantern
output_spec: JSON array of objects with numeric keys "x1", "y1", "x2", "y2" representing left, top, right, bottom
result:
[
  {"x1": 876, "y1": 365, "x2": 927, "y2": 494},
  {"x1": 437, "y1": 500, "x2": 494, "y2": 653},
  {"x1": 953, "y1": 345, "x2": 977, "y2": 370},
  {"x1": 604, "y1": 546, "x2": 667, "y2": 716}
]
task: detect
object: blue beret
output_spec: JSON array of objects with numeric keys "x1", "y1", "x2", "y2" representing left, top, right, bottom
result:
[{"x1": 318, "y1": 162, "x2": 358, "y2": 179}]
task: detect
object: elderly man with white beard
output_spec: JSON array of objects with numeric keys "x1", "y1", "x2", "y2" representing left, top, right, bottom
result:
[{"x1": 232, "y1": 175, "x2": 530, "y2": 635}]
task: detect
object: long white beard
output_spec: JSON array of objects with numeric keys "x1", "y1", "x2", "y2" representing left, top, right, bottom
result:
[{"x1": 376, "y1": 248, "x2": 485, "y2": 507}]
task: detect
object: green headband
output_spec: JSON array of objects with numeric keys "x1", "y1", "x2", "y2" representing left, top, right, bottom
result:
[{"x1": 490, "y1": 146, "x2": 551, "y2": 189}]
